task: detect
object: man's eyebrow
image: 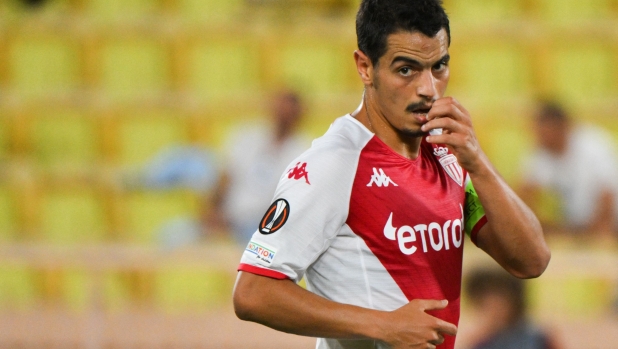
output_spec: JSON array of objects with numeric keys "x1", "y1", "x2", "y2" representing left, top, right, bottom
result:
[
  {"x1": 391, "y1": 56, "x2": 422, "y2": 68},
  {"x1": 391, "y1": 54, "x2": 450, "y2": 68}
]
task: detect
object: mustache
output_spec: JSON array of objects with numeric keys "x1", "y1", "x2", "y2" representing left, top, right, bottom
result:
[{"x1": 405, "y1": 101, "x2": 433, "y2": 113}]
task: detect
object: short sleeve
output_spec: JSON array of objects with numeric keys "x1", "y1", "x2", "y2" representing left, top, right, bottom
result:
[
  {"x1": 238, "y1": 140, "x2": 360, "y2": 283},
  {"x1": 464, "y1": 177, "x2": 487, "y2": 245}
]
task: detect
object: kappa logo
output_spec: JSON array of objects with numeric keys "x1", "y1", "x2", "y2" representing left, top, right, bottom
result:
[
  {"x1": 383, "y1": 206, "x2": 464, "y2": 256},
  {"x1": 433, "y1": 146, "x2": 463, "y2": 187},
  {"x1": 367, "y1": 168, "x2": 398, "y2": 187},
  {"x1": 259, "y1": 199, "x2": 290, "y2": 234},
  {"x1": 287, "y1": 162, "x2": 310, "y2": 184}
]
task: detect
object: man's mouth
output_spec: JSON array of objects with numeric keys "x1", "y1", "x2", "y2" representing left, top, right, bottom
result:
[
  {"x1": 410, "y1": 106, "x2": 432, "y2": 122},
  {"x1": 411, "y1": 107, "x2": 431, "y2": 115}
]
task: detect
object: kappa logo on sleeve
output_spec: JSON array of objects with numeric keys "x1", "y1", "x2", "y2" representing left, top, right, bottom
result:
[
  {"x1": 287, "y1": 162, "x2": 310, "y2": 184},
  {"x1": 259, "y1": 199, "x2": 290, "y2": 234}
]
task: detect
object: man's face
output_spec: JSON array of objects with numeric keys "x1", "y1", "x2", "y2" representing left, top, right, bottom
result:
[
  {"x1": 534, "y1": 116, "x2": 569, "y2": 155},
  {"x1": 370, "y1": 29, "x2": 450, "y2": 137}
]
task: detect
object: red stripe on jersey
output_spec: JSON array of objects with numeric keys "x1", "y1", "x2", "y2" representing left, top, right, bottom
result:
[
  {"x1": 470, "y1": 215, "x2": 488, "y2": 245},
  {"x1": 238, "y1": 263, "x2": 289, "y2": 280}
]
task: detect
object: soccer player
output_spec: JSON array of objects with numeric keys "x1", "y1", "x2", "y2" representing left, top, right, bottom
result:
[{"x1": 233, "y1": 1, "x2": 551, "y2": 348}]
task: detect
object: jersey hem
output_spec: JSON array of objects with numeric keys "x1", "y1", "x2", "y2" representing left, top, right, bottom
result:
[
  {"x1": 470, "y1": 216, "x2": 488, "y2": 245},
  {"x1": 238, "y1": 263, "x2": 289, "y2": 280}
]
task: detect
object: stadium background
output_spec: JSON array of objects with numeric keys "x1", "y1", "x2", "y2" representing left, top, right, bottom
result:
[{"x1": 0, "y1": 0, "x2": 617, "y2": 347}]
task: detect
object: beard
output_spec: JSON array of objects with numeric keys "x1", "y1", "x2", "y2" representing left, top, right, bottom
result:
[{"x1": 399, "y1": 128, "x2": 426, "y2": 138}]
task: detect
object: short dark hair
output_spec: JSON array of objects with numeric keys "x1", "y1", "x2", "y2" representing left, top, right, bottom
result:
[
  {"x1": 536, "y1": 100, "x2": 569, "y2": 124},
  {"x1": 356, "y1": 0, "x2": 451, "y2": 66}
]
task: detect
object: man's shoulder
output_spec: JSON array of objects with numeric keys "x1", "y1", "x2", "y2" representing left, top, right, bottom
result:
[
  {"x1": 310, "y1": 115, "x2": 373, "y2": 155},
  {"x1": 285, "y1": 116, "x2": 372, "y2": 184}
]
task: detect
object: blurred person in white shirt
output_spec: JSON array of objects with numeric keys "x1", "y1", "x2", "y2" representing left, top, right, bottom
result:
[
  {"x1": 207, "y1": 89, "x2": 310, "y2": 244},
  {"x1": 520, "y1": 100, "x2": 618, "y2": 239}
]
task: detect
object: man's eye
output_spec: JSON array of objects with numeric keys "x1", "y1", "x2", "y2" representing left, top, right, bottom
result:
[
  {"x1": 399, "y1": 67, "x2": 411, "y2": 76},
  {"x1": 433, "y1": 62, "x2": 448, "y2": 71}
]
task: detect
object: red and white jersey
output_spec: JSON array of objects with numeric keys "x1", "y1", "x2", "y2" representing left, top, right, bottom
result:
[{"x1": 239, "y1": 115, "x2": 487, "y2": 349}]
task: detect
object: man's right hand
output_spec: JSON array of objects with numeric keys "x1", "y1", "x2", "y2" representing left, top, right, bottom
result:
[{"x1": 379, "y1": 299, "x2": 458, "y2": 349}]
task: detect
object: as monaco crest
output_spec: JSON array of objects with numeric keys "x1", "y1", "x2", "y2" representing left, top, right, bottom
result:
[{"x1": 433, "y1": 147, "x2": 463, "y2": 187}]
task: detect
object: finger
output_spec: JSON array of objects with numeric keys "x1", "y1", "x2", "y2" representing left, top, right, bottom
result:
[
  {"x1": 448, "y1": 96, "x2": 470, "y2": 116},
  {"x1": 428, "y1": 332, "x2": 445, "y2": 346},
  {"x1": 415, "y1": 299, "x2": 449, "y2": 311},
  {"x1": 427, "y1": 97, "x2": 467, "y2": 122},
  {"x1": 425, "y1": 132, "x2": 463, "y2": 146},
  {"x1": 421, "y1": 116, "x2": 462, "y2": 135},
  {"x1": 435, "y1": 319, "x2": 458, "y2": 337}
]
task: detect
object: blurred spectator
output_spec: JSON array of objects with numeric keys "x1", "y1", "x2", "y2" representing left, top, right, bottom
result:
[
  {"x1": 207, "y1": 89, "x2": 310, "y2": 244},
  {"x1": 463, "y1": 268, "x2": 561, "y2": 349},
  {"x1": 520, "y1": 100, "x2": 618, "y2": 239}
]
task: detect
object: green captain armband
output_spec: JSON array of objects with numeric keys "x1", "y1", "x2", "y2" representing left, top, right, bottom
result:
[{"x1": 464, "y1": 180, "x2": 487, "y2": 241}]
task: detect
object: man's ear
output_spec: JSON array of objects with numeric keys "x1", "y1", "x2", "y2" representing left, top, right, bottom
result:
[{"x1": 354, "y1": 50, "x2": 373, "y2": 87}]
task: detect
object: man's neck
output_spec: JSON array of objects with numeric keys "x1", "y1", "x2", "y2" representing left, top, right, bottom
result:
[{"x1": 353, "y1": 99, "x2": 423, "y2": 160}]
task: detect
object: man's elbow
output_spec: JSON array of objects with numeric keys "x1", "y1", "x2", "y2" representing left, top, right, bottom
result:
[
  {"x1": 510, "y1": 247, "x2": 551, "y2": 279},
  {"x1": 233, "y1": 283, "x2": 257, "y2": 321}
]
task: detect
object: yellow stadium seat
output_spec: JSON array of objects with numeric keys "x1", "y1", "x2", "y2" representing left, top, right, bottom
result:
[
  {"x1": 535, "y1": 0, "x2": 614, "y2": 24},
  {"x1": 274, "y1": 38, "x2": 355, "y2": 95},
  {"x1": 29, "y1": 109, "x2": 99, "y2": 169},
  {"x1": 474, "y1": 113, "x2": 534, "y2": 185},
  {"x1": 99, "y1": 39, "x2": 169, "y2": 99},
  {"x1": 547, "y1": 44, "x2": 615, "y2": 102},
  {"x1": 448, "y1": 41, "x2": 531, "y2": 103},
  {"x1": 118, "y1": 189, "x2": 199, "y2": 244},
  {"x1": 0, "y1": 186, "x2": 18, "y2": 242},
  {"x1": 0, "y1": 266, "x2": 37, "y2": 310},
  {"x1": 0, "y1": 116, "x2": 10, "y2": 160},
  {"x1": 528, "y1": 274, "x2": 615, "y2": 318},
  {"x1": 175, "y1": 0, "x2": 243, "y2": 24},
  {"x1": 155, "y1": 268, "x2": 234, "y2": 313},
  {"x1": 84, "y1": 0, "x2": 159, "y2": 18},
  {"x1": 9, "y1": 35, "x2": 80, "y2": 97},
  {"x1": 445, "y1": 0, "x2": 525, "y2": 24},
  {"x1": 57, "y1": 269, "x2": 90, "y2": 311},
  {"x1": 37, "y1": 187, "x2": 108, "y2": 244},
  {"x1": 114, "y1": 111, "x2": 189, "y2": 166},
  {"x1": 186, "y1": 37, "x2": 261, "y2": 99}
]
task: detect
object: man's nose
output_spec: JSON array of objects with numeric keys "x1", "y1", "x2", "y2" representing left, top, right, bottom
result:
[{"x1": 416, "y1": 70, "x2": 438, "y2": 101}]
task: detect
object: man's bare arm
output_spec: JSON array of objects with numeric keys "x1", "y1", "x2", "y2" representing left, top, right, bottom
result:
[{"x1": 233, "y1": 271, "x2": 457, "y2": 348}]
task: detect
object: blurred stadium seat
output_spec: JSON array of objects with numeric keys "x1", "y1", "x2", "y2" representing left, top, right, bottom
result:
[
  {"x1": 83, "y1": 0, "x2": 159, "y2": 19},
  {"x1": 528, "y1": 272, "x2": 615, "y2": 318},
  {"x1": 0, "y1": 266, "x2": 37, "y2": 311},
  {"x1": 185, "y1": 35, "x2": 262, "y2": 99},
  {"x1": 174, "y1": 0, "x2": 244, "y2": 24},
  {"x1": 445, "y1": 0, "x2": 526, "y2": 24},
  {"x1": 534, "y1": 0, "x2": 616, "y2": 24},
  {"x1": 155, "y1": 268, "x2": 234, "y2": 313},
  {"x1": 37, "y1": 186, "x2": 108, "y2": 244},
  {"x1": 113, "y1": 110, "x2": 189, "y2": 167},
  {"x1": 99, "y1": 37, "x2": 169, "y2": 99},
  {"x1": 448, "y1": 40, "x2": 531, "y2": 104},
  {"x1": 29, "y1": 109, "x2": 99, "y2": 170},
  {"x1": 547, "y1": 42, "x2": 616, "y2": 102},
  {"x1": 8, "y1": 34, "x2": 80, "y2": 97},
  {"x1": 117, "y1": 190, "x2": 199, "y2": 244},
  {"x1": 0, "y1": 186, "x2": 17, "y2": 242},
  {"x1": 271, "y1": 35, "x2": 356, "y2": 95}
]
